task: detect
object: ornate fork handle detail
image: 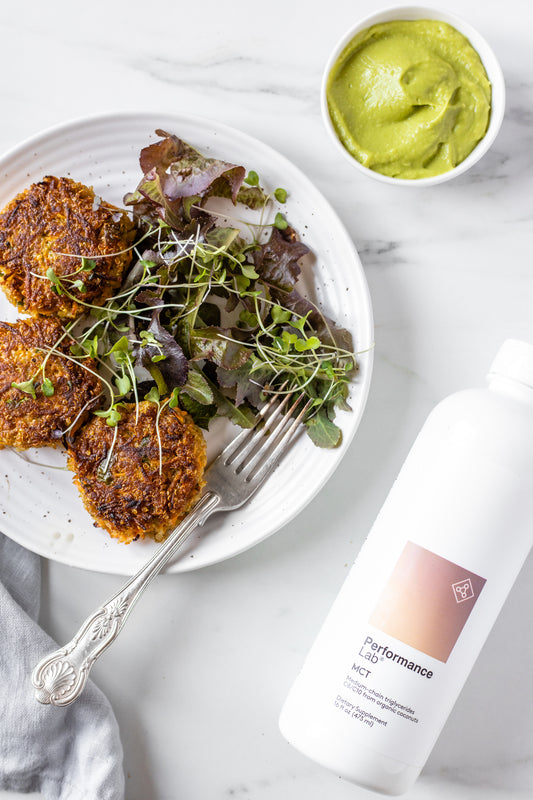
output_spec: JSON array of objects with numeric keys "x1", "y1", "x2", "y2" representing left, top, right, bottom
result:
[
  {"x1": 32, "y1": 389, "x2": 312, "y2": 707},
  {"x1": 32, "y1": 491, "x2": 221, "y2": 707}
]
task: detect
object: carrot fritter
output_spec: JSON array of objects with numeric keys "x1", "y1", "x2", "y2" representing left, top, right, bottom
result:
[
  {"x1": 67, "y1": 401, "x2": 207, "y2": 544},
  {"x1": 0, "y1": 317, "x2": 101, "y2": 449},
  {"x1": 0, "y1": 176, "x2": 135, "y2": 319}
]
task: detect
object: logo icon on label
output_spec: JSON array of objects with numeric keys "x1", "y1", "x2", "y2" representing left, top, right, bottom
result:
[{"x1": 452, "y1": 578, "x2": 475, "y2": 603}]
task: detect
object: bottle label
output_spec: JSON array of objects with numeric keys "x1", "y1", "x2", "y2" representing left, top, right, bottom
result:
[
  {"x1": 370, "y1": 541, "x2": 486, "y2": 663},
  {"x1": 309, "y1": 540, "x2": 488, "y2": 766}
]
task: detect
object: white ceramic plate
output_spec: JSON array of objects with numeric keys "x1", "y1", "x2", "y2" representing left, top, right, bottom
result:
[{"x1": 0, "y1": 112, "x2": 373, "y2": 574}]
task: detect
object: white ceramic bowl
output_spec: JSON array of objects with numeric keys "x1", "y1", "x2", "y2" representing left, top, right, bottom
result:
[{"x1": 321, "y1": 6, "x2": 506, "y2": 187}]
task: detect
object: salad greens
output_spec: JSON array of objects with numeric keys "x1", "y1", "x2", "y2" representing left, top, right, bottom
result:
[{"x1": 53, "y1": 130, "x2": 357, "y2": 448}]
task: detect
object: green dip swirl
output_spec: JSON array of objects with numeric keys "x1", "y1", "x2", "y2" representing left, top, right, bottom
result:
[{"x1": 326, "y1": 19, "x2": 492, "y2": 179}]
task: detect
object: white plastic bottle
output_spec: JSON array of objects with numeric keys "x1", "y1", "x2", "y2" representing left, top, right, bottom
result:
[{"x1": 279, "y1": 339, "x2": 533, "y2": 796}]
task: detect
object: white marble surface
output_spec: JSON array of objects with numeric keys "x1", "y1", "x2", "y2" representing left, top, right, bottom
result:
[{"x1": 0, "y1": 0, "x2": 532, "y2": 798}]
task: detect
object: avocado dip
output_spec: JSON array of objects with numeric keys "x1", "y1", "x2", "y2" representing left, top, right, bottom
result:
[{"x1": 326, "y1": 19, "x2": 492, "y2": 179}]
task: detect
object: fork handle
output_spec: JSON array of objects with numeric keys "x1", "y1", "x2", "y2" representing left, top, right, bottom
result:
[{"x1": 32, "y1": 490, "x2": 220, "y2": 707}]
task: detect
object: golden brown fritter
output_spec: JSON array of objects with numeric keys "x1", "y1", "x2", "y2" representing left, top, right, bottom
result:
[
  {"x1": 0, "y1": 317, "x2": 102, "y2": 449},
  {"x1": 0, "y1": 176, "x2": 135, "y2": 319},
  {"x1": 67, "y1": 401, "x2": 207, "y2": 544}
]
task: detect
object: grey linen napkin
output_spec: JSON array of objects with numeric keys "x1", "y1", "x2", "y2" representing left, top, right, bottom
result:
[{"x1": 0, "y1": 533, "x2": 125, "y2": 800}]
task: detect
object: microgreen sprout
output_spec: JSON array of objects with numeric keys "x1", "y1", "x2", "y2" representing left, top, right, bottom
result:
[
  {"x1": 28, "y1": 134, "x2": 356, "y2": 449},
  {"x1": 273, "y1": 212, "x2": 288, "y2": 230},
  {"x1": 42, "y1": 378, "x2": 55, "y2": 397},
  {"x1": 94, "y1": 405, "x2": 122, "y2": 427},
  {"x1": 11, "y1": 379, "x2": 36, "y2": 399},
  {"x1": 169, "y1": 387, "x2": 180, "y2": 408},
  {"x1": 144, "y1": 386, "x2": 167, "y2": 474},
  {"x1": 244, "y1": 170, "x2": 259, "y2": 186}
]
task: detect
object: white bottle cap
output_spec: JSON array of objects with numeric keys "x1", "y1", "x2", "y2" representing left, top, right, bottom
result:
[{"x1": 488, "y1": 339, "x2": 533, "y2": 389}]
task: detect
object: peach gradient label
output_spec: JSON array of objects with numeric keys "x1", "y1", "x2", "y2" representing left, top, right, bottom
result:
[{"x1": 369, "y1": 541, "x2": 486, "y2": 663}]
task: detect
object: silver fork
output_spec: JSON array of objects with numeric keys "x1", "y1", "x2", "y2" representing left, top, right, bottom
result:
[{"x1": 31, "y1": 390, "x2": 312, "y2": 706}]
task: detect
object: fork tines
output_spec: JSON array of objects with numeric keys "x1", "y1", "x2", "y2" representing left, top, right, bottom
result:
[{"x1": 222, "y1": 390, "x2": 313, "y2": 483}]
